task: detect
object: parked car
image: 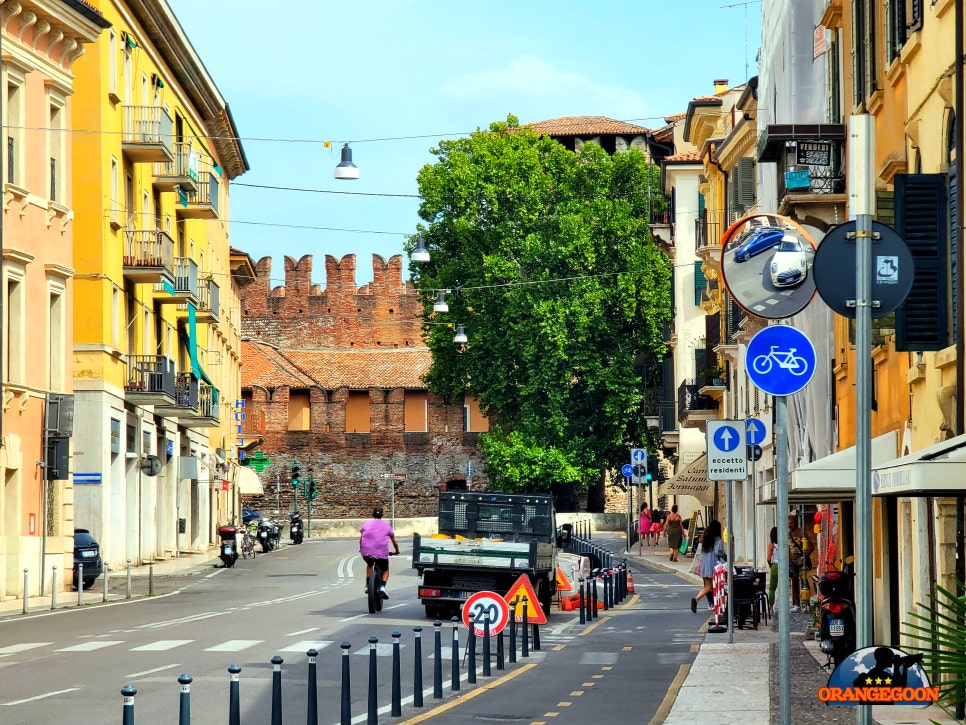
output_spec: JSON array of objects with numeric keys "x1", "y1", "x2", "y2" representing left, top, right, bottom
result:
[
  {"x1": 769, "y1": 236, "x2": 809, "y2": 287},
  {"x1": 242, "y1": 508, "x2": 261, "y2": 525},
  {"x1": 73, "y1": 529, "x2": 103, "y2": 590},
  {"x1": 732, "y1": 225, "x2": 785, "y2": 262}
]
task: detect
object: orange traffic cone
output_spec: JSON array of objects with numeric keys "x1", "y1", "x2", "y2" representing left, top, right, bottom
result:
[{"x1": 627, "y1": 569, "x2": 635, "y2": 593}]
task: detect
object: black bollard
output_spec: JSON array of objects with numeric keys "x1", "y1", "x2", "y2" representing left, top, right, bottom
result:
[
  {"x1": 509, "y1": 598, "x2": 518, "y2": 663},
  {"x1": 367, "y1": 636, "x2": 379, "y2": 725},
  {"x1": 121, "y1": 684, "x2": 136, "y2": 725},
  {"x1": 592, "y1": 577, "x2": 599, "y2": 619},
  {"x1": 178, "y1": 674, "x2": 191, "y2": 725},
  {"x1": 579, "y1": 579, "x2": 586, "y2": 624},
  {"x1": 341, "y1": 642, "x2": 352, "y2": 725},
  {"x1": 228, "y1": 664, "x2": 241, "y2": 725},
  {"x1": 522, "y1": 597, "x2": 529, "y2": 657},
  {"x1": 482, "y1": 616, "x2": 491, "y2": 677},
  {"x1": 450, "y1": 617, "x2": 460, "y2": 692},
  {"x1": 532, "y1": 623, "x2": 541, "y2": 651},
  {"x1": 391, "y1": 631, "x2": 402, "y2": 717},
  {"x1": 433, "y1": 621, "x2": 443, "y2": 699},
  {"x1": 496, "y1": 631, "x2": 505, "y2": 670},
  {"x1": 413, "y1": 626, "x2": 424, "y2": 708},
  {"x1": 467, "y1": 618, "x2": 477, "y2": 684},
  {"x1": 602, "y1": 572, "x2": 609, "y2": 611},
  {"x1": 271, "y1": 656, "x2": 283, "y2": 725},
  {"x1": 307, "y1": 648, "x2": 319, "y2": 725}
]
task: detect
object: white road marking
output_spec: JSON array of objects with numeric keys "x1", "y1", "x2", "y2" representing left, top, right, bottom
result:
[
  {"x1": 125, "y1": 663, "x2": 180, "y2": 678},
  {"x1": 205, "y1": 639, "x2": 263, "y2": 652},
  {"x1": 337, "y1": 554, "x2": 360, "y2": 580},
  {"x1": 0, "y1": 643, "x2": 51, "y2": 656},
  {"x1": 279, "y1": 640, "x2": 333, "y2": 653},
  {"x1": 2, "y1": 688, "x2": 81, "y2": 706},
  {"x1": 136, "y1": 611, "x2": 225, "y2": 630},
  {"x1": 385, "y1": 603, "x2": 407, "y2": 610},
  {"x1": 286, "y1": 627, "x2": 319, "y2": 636},
  {"x1": 339, "y1": 613, "x2": 366, "y2": 622},
  {"x1": 55, "y1": 641, "x2": 124, "y2": 653},
  {"x1": 352, "y1": 643, "x2": 402, "y2": 656},
  {"x1": 130, "y1": 640, "x2": 193, "y2": 651}
]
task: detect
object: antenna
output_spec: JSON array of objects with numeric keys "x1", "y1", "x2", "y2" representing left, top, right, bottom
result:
[{"x1": 721, "y1": 0, "x2": 761, "y2": 81}]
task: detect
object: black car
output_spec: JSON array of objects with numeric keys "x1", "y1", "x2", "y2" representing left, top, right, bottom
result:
[
  {"x1": 242, "y1": 508, "x2": 261, "y2": 525},
  {"x1": 73, "y1": 529, "x2": 103, "y2": 590}
]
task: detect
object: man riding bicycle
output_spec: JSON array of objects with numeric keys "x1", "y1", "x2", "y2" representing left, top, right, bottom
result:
[{"x1": 360, "y1": 506, "x2": 400, "y2": 599}]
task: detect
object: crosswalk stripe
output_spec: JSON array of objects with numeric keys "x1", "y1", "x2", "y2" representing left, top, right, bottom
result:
[
  {"x1": 55, "y1": 641, "x2": 123, "y2": 653},
  {"x1": 0, "y1": 643, "x2": 52, "y2": 655},
  {"x1": 278, "y1": 640, "x2": 333, "y2": 653},
  {"x1": 130, "y1": 640, "x2": 194, "y2": 652},
  {"x1": 205, "y1": 640, "x2": 263, "y2": 652}
]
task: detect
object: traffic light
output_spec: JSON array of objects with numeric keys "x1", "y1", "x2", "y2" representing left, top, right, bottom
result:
[
  {"x1": 646, "y1": 455, "x2": 659, "y2": 483},
  {"x1": 291, "y1": 460, "x2": 300, "y2": 487},
  {"x1": 308, "y1": 476, "x2": 317, "y2": 500}
]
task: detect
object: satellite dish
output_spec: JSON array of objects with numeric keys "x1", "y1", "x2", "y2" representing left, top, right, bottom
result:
[{"x1": 139, "y1": 455, "x2": 162, "y2": 477}]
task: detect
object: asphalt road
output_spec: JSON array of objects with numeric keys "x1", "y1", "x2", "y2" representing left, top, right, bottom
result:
[{"x1": 0, "y1": 535, "x2": 701, "y2": 724}]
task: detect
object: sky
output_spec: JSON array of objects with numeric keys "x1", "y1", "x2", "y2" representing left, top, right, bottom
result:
[{"x1": 168, "y1": 0, "x2": 762, "y2": 287}]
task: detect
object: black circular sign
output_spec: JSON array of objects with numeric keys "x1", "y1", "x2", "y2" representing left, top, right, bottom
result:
[
  {"x1": 812, "y1": 221, "x2": 914, "y2": 318},
  {"x1": 139, "y1": 455, "x2": 163, "y2": 477}
]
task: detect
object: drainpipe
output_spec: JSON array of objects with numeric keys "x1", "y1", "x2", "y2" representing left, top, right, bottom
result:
[{"x1": 955, "y1": 0, "x2": 964, "y2": 719}]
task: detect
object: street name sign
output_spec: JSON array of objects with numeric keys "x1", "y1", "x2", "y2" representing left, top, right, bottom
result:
[{"x1": 706, "y1": 420, "x2": 748, "y2": 481}]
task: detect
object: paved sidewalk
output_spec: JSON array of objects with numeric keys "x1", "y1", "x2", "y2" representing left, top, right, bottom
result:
[{"x1": 621, "y1": 538, "x2": 959, "y2": 724}]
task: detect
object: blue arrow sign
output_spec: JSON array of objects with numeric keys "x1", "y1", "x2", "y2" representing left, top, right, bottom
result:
[
  {"x1": 746, "y1": 325, "x2": 817, "y2": 396},
  {"x1": 631, "y1": 449, "x2": 646, "y2": 463},
  {"x1": 621, "y1": 464, "x2": 635, "y2": 478},
  {"x1": 713, "y1": 425, "x2": 741, "y2": 452},
  {"x1": 746, "y1": 418, "x2": 766, "y2": 446}
]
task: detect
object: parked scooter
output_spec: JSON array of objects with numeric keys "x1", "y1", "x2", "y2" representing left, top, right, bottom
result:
[
  {"x1": 257, "y1": 518, "x2": 274, "y2": 553},
  {"x1": 818, "y1": 568, "x2": 856, "y2": 667},
  {"x1": 218, "y1": 523, "x2": 239, "y2": 568},
  {"x1": 269, "y1": 514, "x2": 283, "y2": 550},
  {"x1": 290, "y1": 512, "x2": 304, "y2": 545}
]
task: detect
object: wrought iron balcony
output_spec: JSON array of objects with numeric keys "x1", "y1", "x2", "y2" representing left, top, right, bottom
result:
[
  {"x1": 125, "y1": 355, "x2": 176, "y2": 406},
  {"x1": 677, "y1": 379, "x2": 719, "y2": 429},
  {"x1": 122, "y1": 105, "x2": 173, "y2": 163},
  {"x1": 155, "y1": 257, "x2": 198, "y2": 304},
  {"x1": 153, "y1": 142, "x2": 198, "y2": 193},
  {"x1": 154, "y1": 372, "x2": 199, "y2": 418},
  {"x1": 180, "y1": 381, "x2": 220, "y2": 428},
  {"x1": 194, "y1": 277, "x2": 220, "y2": 323},
  {"x1": 177, "y1": 171, "x2": 219, "y2": 219},
  {"x1": 123, "y1": 228, "x2": 175, "y2": 285}
]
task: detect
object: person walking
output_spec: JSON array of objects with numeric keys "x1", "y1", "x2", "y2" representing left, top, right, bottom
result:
[
  {"x1": 663, "y1": 504, "x2": 685, "y2": 562},
  {"x1": 788, "y1": 514, "x2": 813, "y2": 612},
  {"x1": 766, "y1": 526, "x2": 779, "y2": 614},
  {"x1": 639, "y1": 504, "x2": 652, "y2": 547},
  {"x1": 691, "y1": 520, "x2": 725, "y2": 613},
  {"x1": 359, "y1": 506, "x2": 400, "y2": 599}
]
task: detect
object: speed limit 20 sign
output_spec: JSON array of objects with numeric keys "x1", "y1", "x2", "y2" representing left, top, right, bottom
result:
[{"x1": 461, "y1": 591, "x2": 510, "y2": 637}]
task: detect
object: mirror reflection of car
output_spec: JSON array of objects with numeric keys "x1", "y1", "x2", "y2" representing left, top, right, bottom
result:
[
  {"x1": 732, "y1": 225, "x2": 785, "y2": 262},
  {"x1": 769, "y1": 236, "x2": 809, "y2": 288}
]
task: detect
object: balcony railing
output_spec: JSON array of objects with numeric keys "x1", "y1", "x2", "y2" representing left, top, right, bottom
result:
[
  {"x1": 677, "y1": 379, "x2": 719, "y2": 422},
  {"x1": 182, "y1": 381, "x2": 220, "y2": 426},
  {"x1": 178, "y1": 171, "x2": 219, "y2": 219},
  {"x1": 153, "y1": 142, "x2": 198, "y2": 192},
  {"x1": 123, "y1": 229, "x2": 175, "y2": 284},
  {"x1": 122, "y1": 105, "x2": 173, "y2": 162},
  {"x1": 195, "y1": 277, "x2": 220, "y2": 322},
  {"x1": 174, "y1": 372, "x2": 199, "y2": 408},
  {"x1": 695, "y1": 214, "x2": 723, "y2": 252},
  {"x1": 125, "y1": 355, "x2": 177, "y2": 406}
]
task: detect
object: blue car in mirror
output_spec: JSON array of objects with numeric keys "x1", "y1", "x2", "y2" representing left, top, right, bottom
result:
[{"x1": 732, "y1": 225, "x2": 785, "y2": 262}]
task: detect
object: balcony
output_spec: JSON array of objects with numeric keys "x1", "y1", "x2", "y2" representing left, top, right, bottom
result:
[
  {"x1": 122, "y1": 105, "x2": 173, "y2": 163},
  {"x1": 659, "y1": 399, "x2": 679, "y2": 451},
  {"x1": 177, "y1": 171, "x2": 219, "y2": 219},
  {"x1": 155, "y1": 257, "x2": 198, "y2": 304},
  {"x1": 649, "y1": 206, "x2": 672, "y2": 247},
  {"x1": 180, "y1": 382, "x2": 219, "y2": 428},
  {"x1": 153, "y1": 142, "x2": 198, "y2": 193},
  {"x1": 238, "y1": 405, "x2": 266, "y2": 450},
  {"x1": 694, "y1": 213, "x2": 723, "y2": 272},
  {"x1": 125, "y1": 355, "x2": 176, "y2": 406},
  {"x1": 194, "y1": 277, "x2": 220, "y2": 323},
  {"x1": 154, "y1": 371, "x2": 199, "y2": 418},
  {"x1": 123, "y1": 229, "x2": 175, "y2": 285},
  {"x1": 698, "y1": 373, "x2": 728, "y2": 404},
  {"x1": 677, "y1": 379, "x2": 719, "y2": 431}
]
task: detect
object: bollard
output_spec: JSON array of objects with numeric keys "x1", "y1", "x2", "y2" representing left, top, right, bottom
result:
[
  {"x1": 467, "y1": 619, "x2": 477, "y2": 685},
  {"x1": 103, "y1": 565, "x2": 110, "y2": 603},
  {"x1": 496, "y1": 631, "x2": 505, "y2": 670},
  {"x1": 23, "y1": 569, "x2": 28, "y2": 614},
  {"x1": 307, "y1": 648, "x2": 319, "y2": 725},
  {"x1": 591, "y1": 577, "x2": 599, "y2": 619},
  {"x1": 178, "y1": 673, "x2": 192, "y2": 725},
  {"x1": 433, "y1": 621, "x2": 442, "y2": 700},
  {"x1": 509, "y1": 598, "x2": 518, "y2": 663},
  {"x1": 126, "y1": 560, "x2": 132, "y2": 599},
  {"x1": 51, "y1": 566, "x2": 58, "y2": 611},
  {"x1": 77, "y1": 564, "x2": 84, "y2": 607},
  {"x1": 602, "y1": 572, "x2": 609, "y2": 611},
  {"x1": 482, "y1": 616, "x2": 491, "y2": 677},
  {"x1": 585, "y1": 578, "x2": 594, "y2": 622},
  {"x1": 532, "y1": 624, "x2": 541, "y2": 651},
  {"x1": 450, "y1": 617, "x2": 460, "y2": 692},
  {"x1": 341, "y1": 642, "x2": 352, "y2": 725},
  {"x1": 228, "y1": 664, "x2": 241, "y2": 725},
  {"x1": 522, "y1": 597, "x2": 529, "y2": 658},
  {"x1": 391, "y1": 631, "x2": 401, "y2": 717},
  {"x1": 413, "y1": 627, "x2": 424, "y2": 708},
  {"x1": 271, "y1": 655, "x2": 283, "y2": 725},
  {"x1": 578, "y1": 579, "x2": 586, "y2": 624},
  {"x1": 367, "y1": 636, "x2": 378, "y2": 725},
  {"x1": 121, "y1": 684, "x2": 137, "y2": 725},
  {"x1": 149, "y1": 564, "x2": 154, "y2": 597}
]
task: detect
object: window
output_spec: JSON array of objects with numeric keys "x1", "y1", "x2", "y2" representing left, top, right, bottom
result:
[
  {"x1": 345, "y1": 391, "x2": 370, "y2": 433},
  {"x1": 463, "y1": 395, "x2": 489, "y2": 432},
  {"x1": 123, "y1": 47, "x2": 132, "y2": 102},
  {"x1": 5, "y1": 69, "x2": 25, "y2": 186},
  {"x1": 111, "y1": 286, "x2": 120, "y2": 349},
  {"x1": 48, "y1": 274, "x2": 67, "y2": 391},
  {"x1": 108, "y1": 30, "x2": 117, "y2": 96},
  {"x1": 3, "y1": 254, "x2": 27, "y2": 384},
  {"x1": 404, "y1": 391, "x2": 428, "y2": 432},
  {"x1": 694, "y1": 261, "x2": 707, "y2": 305},
  {"x1": 288, "y1": 389, "x2": 311, "y2": 431}
]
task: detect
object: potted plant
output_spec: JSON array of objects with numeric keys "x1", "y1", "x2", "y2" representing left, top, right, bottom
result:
[{"x1": 701, "y1": 365, "x2": 726, "y2": 387}]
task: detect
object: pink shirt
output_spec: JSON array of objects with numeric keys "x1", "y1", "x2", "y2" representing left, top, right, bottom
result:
[{"x1": 360, "y1": 518, "x2": 395, "y2": 558}]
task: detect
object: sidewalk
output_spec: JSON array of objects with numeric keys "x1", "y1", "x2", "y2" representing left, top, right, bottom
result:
[
  {"x1": 622, "y1": 538, "x2": 959, "y2": 724},
  {"x1": 0, "y1": 549, "x2": 219, "y2": 619}
]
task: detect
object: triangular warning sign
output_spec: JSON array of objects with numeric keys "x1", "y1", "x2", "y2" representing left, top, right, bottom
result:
[
  {"x1": 504, "y1": 573, "x2": 548, "y2": 625},
  {"x1": 555, "y1": 566, "x2": 572, "y2": 592}
]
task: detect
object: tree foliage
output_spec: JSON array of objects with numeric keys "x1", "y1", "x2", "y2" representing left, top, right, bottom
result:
[{"x1": 411, "y1": 116, "x2": 671, "y2": 493}]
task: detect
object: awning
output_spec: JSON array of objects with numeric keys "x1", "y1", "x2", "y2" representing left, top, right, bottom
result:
[
  {"x1": 659, "y1": 454, "x2": 714, "y2": 506},
  {"x1": 872, "y1": 432, "x2": 966, "y2": 496},
  {"x1": 236, "y1": 466, "x2": 264, "y2": 496},
  {"x1": 757, "y1": 430, "x2": 898, "y2": 504}
]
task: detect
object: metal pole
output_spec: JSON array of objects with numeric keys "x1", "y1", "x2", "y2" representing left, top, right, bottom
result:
[
  {"x1": 726, "y1": 481, "x2": 734, "y2": 644},
  {"x1": 750, "y1": 452, "x2": 758, "y2": 566},
  {"x1": 484, "y1": 617, "x2": 494, "y2": 677},
  {"x1": 307, "y1": 648, "x2": 319, "y2": 725},
  {"x1": 148, "y1": 564, "x2": 154, "y2": 597},
  {"x1": 271, "y1": 655, "x2": 283, "y2": 725},
  {"x1": 367, "y1": 637, "x2": 378, "y2": 725},
  {"x1": 103, "y1": 565, "x2": 109, "y2": 603},
  {"x1": 22, "y1": 568, "x2": 28, "y2": 614},
  {"x1": 391, "y1": 632, "x2": 401, "y2": 717},
  {"x1": 51, "y1": 566, "x2": 57, "y2": 611},
  {"x1": 450, "y1": 617, "x2": 460, "y2": 691},
  {"x1": 955, "y1": 5, "x2": 965, "y2": 720},
  {"x1": 77, "y1": 563, "x2": 83, "y2": 607},
  {"x1": 467, "y1": 620, "x2": 477, "y2": 684},
  {"x1": 578, "y1": 579, "x2": 585, "y2": 625},
  {"x1": 308, "y1": 496, "x2": 312, "y2": 540},
  {"x1": 509, "y1": 599, "x2": 517, "y2": 663},
  {"x1": 121, "y1": 685, "x2": 137, "y2": 725},
  {"x1": 521, "y1": 598, "x2": 529, "y2": 657},
  {"x1": 496, "y1": 631, "x2": 504, "y2": 670},
  {"x1": 433, "y1": 621, "x2": 442, "y2": 699},
  {"x1": 126, "y1": 560, "x2": 132, "y2": 599},
  {"x1": 851, "y1": 113, "x2": 875, "y2": 725},
  {"x1": 776, "y1": 395, "x2": 791, "y2": 725},
  {"x1": 178, "y1": 674, "x2": 191, "y2": 725},
  {"x1": 413, "y1": 626, "x2": 424, "y2": 707}
]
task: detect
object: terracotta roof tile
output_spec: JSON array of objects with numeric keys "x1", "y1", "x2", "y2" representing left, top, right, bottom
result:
[
  {"x1": 242, "y1": 340, "x2": 316, "y2": 389},
  {"x1": 692, "y1": 95, "x2": 722, "y2": 103},
  {"x1": 665, "y1": 112, "x2": 686, "y2": 122},
  {"x1": 665, "y1": 150, "x2": 701, "y2": 162},
  {"x1": 526, "y1": 116, "x2": 651, "y2": 136}
]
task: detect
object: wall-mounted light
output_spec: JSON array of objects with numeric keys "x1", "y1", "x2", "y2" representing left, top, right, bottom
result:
[
  {"x1": 334, "y1": 143, "x2": 359, "y2": 180},
  {"x1": 453, "y1": 324, "x2": 468, "y2": 344},
  {"x1": 411, "y1": 236, "x2": 430, "y2": 263},
  {"x1": 433, "y1": 290, "x2": 449, "y2": 313}
]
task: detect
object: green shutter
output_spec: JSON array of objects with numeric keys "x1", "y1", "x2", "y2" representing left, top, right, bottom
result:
[
  {"x1": 694, "y1": 261, "x2": 707, "y2": 306},
  {"x1": 894, "y1": 174, "x2": 948, "y2": 351},
  {"x1": 698, "y1": 193, "x2": 705, "y2": 215}
]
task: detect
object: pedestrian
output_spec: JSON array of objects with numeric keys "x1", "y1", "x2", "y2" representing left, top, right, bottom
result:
[
  {"x1": 788, "y1": 514, "x2": 813, "y2": 612},
  {"x1": 662, "y1": 504, "x2": 685, "y2": 562},
  {"x1": 691, "y1": 520, "x2": 726, "y2": 613},
  {"x1": 766, "y1": 526, "x2": 779, "y2": 614},
  {"x1": 650, "y1": 507, "x2": 664, "y2": 545},
  {"x1": 639, "y1": 503, "x2": 652, "y2": 547}
]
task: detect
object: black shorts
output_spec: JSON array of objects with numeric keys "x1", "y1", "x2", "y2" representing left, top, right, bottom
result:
[{"x1": 363, "y1": 555, "x2": 389, "y2": 572}]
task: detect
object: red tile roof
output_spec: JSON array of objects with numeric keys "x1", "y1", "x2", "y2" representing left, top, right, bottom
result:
[
  {"x1": 692, "y1": 95, "x2": 722, "y2": 103},
  {"x1": 526, "y1": 116, "x2": 651, "y2": 136},
  {"x1": 665, "y1": 112, "x2": 686, "y2": 122},
  {"x1": 242, "y1": 340, "x2": 316, "y2": 389},
  {"x1": 665, "y1": 150, "x2": 702, "y2": 162}
]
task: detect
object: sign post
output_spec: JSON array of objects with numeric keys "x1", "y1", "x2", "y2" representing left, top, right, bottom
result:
[{"x1": 746, "y1": 418, "x2": 767, "y2": 566}]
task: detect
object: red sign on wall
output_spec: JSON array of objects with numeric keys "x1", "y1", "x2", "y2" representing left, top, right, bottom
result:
[{"x1": 222, "y1": 479, "x2": 229, "y2": 492}]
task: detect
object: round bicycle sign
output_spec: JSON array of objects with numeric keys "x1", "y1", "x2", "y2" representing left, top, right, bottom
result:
[
  {"x1": 745, "y1": 325, "x2": 816, "y2": 396},
  {"x1": 462, "y1": 591, "x2": 510, "y2": 637}
]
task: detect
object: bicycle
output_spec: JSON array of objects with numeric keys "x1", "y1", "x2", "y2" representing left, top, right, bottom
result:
[
  {"x1": 751, "y1": 346, "x2": 809, "y2": 376},
  {"x1": 241, "y1": 522, "x2": 257, "y2": 559},
  {"x1": 365, "y1": 553, "x2": 397, "y2": 614}
]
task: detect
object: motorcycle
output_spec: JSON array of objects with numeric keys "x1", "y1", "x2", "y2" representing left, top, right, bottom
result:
[
  {"x1": 218, "y1": 523, "x2": 239, "y2": 568},
  {"x1": 290, "y1": 512, "x2": 304, "y2": 545},
  {"x1": 257, "y1": 519, "x2": 274, "y2": 553},
  {"x1": 818, "y1": 568, "x2": 856, "y2": 667}
]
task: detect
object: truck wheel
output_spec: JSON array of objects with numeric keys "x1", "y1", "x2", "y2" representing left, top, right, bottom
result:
[
  {"x1": 425, "y1": 604, "x2": 443, "y2": 619},
  {"x1": 538, "y1": 578, "x2": 552, "y2": 616}
]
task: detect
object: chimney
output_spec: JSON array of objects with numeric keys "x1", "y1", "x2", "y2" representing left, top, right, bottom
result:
[{"x1": 714, "y1": 78, "x2": 729, "y2": 94}]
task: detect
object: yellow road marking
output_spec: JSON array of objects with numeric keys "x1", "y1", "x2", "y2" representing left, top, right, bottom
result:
[
  {"x1": 601, "y1": 666, "x2": 613, "y2": 671},
  {"x1": 578, "y1": 614, "x2": 612, "y2": 635},
  {"x1": 622, "y1": 646, "x2": 632, "y2": 651},
  {"x1": 553, "y1": 644, "x2": 565, "y2": 651},
  {"x1": 545, "y1": 712, "x2": 558, "y2": 717},
  {"x1": 570, "y1": 690, "x2": 584, "y2": 696},
  {"x1": 592, "y1": 674, "x2": 604, "y2": 679},
  {"x1": 582, "y1": 682, "x2": 595, "y2": 687},
  {"x1": 398, "y1": 663, "x2": 537, "y2": 724},
  {"x1": 690, "y1": 642, "x2": 700, "y2": 652},
  {"x1": 649, "y1": 663, "x2": 690, "y2": 725},
  {"x1": 557, "y1": 701, "x2": 571, "y2": 706}
]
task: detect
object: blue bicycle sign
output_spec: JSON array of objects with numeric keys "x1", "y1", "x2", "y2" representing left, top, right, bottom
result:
[{"x1": 746, "y1": 326, "x2": 816, "y2": 396}]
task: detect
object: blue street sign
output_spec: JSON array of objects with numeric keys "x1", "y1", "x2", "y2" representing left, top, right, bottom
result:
[
  {"x1": 713, "y1": 424, "x2": 741, "y2": 452},
  {"x1": 706, "y1": 420, "x2": 747, "y2": 480},
  {"x1": 631, "y1": 449, "x2": 646, "y2": 463},
  {"x1": 746, "y1": 418, "x2": 766, "y2": 446},
  {"x1": 746, "y1": 325, "x2": 817, "y2": 396},
  {"x1": 621, "y1": 464, "x2": 635, "y2": 478}
]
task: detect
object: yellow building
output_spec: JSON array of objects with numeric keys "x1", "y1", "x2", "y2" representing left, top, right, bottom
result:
[{"x1": 70, "y1": 0, "x2": 250, "y2": 568}]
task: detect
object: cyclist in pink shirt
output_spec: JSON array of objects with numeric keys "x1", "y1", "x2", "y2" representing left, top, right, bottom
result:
[{"x1": 360, "y1": 506, "x2": 400, "y2": 598}]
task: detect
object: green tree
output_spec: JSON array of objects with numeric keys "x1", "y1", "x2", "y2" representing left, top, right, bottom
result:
[{"x1": 412, "y1": 116, "x2": 670, "y2": 499}]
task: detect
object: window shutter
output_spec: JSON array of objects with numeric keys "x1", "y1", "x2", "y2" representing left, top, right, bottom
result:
[
  {"x1": 694, "y1": 261, "x2": 707, "y2": 305},
  {"x1": 698, "y1": 192, "x2": 706, "y2": 215},
  {"x1": 949, "y1": 168, "x2": 959, "y2": 343},
  {"x1": 738, "y1": 157, "x2": 756, "y2": 207},
  {"x1": 894, "y1": 174, "x2": 948, "y2": 351}
]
